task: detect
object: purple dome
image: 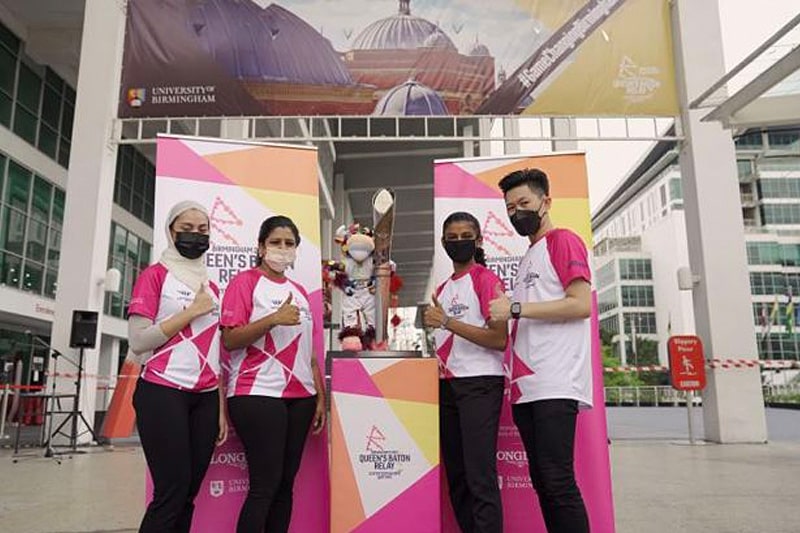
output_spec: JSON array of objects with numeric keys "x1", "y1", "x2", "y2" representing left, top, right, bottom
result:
[
  {"x1": 352, "y1": 0, "x2": 454, "y2": 51},
  {"x1": 373, "y1": 80, "x2": 448, "y2": 116},
  {"x1": 187, "y1": 0, "x2": 353, "y2": 85}
]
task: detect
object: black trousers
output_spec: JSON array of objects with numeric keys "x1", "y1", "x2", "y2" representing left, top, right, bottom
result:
[
  {"x1": 440, "y1": 376, "x2": 504, "y2": 533},
  {"x1": 227, "y1": 395, "x2": 316, "y2": 533},
  {"x1": 133, "y1": 378, "x2": 219, "y2": 533},
  {"x1": 512, "y1": 399, "x2": 589, "y2": 533}
]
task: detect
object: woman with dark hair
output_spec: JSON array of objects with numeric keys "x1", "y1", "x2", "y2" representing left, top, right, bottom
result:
[
  {"x1": 220, "y1": 215, "x2": 325, "y2": 533},
  {"x1": 128, "y1": 200, "x2": 226, "y2": 533},
  {"x1": 424, "y1": 211, "x2": 508, "y2": 533}
]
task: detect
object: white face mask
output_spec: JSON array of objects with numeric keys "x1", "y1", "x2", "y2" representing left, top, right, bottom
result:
[
  {"x1": 263, "y1": 247, "x2": 296, "y2": 273},
  {"x1": 349, "y1": 249, "x2": 372, "y2": 262}
]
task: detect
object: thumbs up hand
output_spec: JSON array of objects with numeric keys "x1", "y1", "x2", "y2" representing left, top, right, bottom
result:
[
  {"x1": 424, "y1": 292, "x2": 449, "y2": 330},
  {"x1": 272, "y1": 292, "x2": 301, "y2": 326},
  {"x1": 190, "y1": 282, "x2": 215, "y2": 318},
  {"x1": 489, "y1": 284, "x2": 512, "y2": 322}
]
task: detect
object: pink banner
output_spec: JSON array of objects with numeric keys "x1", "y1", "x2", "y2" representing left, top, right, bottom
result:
[{"x1": 435, "y1": 154, "x2": 615, "y2": 532}]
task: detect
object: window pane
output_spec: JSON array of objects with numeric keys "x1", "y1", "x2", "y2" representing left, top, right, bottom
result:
[
  {"x1": 41, "y1": 85, "x2": 61, "y2": 128},
  {"x1": 31, "y1": 176, "x2": 52, "y2": 222},
  {"x1": 25, "y1": 218, "x2": 47, "y2": 262},
  {"x1": 47, "y1": 228, "x2": 60, "y2": 269},
  {"x1": 58, "y1": 138, "x2": 70, "y2": 168},
  {"x1": 0, "y1": 22, "x2": 21, "y2": 53},
  {"x1": 6, "y1": 160, "x2": 30, "y2": 209},
  {"x1": 37, "y1": 124, "x2": 58, "y2": 158},
  {"x1": 52, "y1": 189, "x2": 64, "y2": 229},
  {"x1": 16, "y1": 63, "x2": 41, "y2": 112},
  {"x1": 22, "y1": 260, "x2": 43, "y2": 293},
  {"x1": 0, "y1": 91, "x2": 11, "y2": 127},
  {"x1": 44, "y1": 269, "x2": 57, "y2": 298},
  {"x1": 0, "y1": 154, "x2": 5, "y2": 194},
  {"x1": 112, "y1": 224, "x2": 127, "y2": 259},
  {"x1": 0, "y1": 45, "x2": 16, "y2": 95},
  {"x1": 0, "y1": 251, "x2": 22, "y2": 288},
  {"x1": 0, "y1": 207, "x2": 26, "y2": 254},
  {"x1": 44, "y1": 68, "x2": 63, "y2": 92},
  {"x1": 12, "y1": 105, "x2": 37, "y2": 144},
  {"x1": 61, "y1": 101, "x2": 74, "y2": 139},
  {"x1": 139, "y1": 241, "x2": 151, "y2": 270}
]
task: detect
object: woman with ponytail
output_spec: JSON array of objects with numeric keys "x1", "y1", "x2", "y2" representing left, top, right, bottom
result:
[
  {"x1": 128, "y1": 201, "x2": 226, "y2": 533},
  {"x1": 424, "y1": 211, "x2": 507, "y2": 533}
]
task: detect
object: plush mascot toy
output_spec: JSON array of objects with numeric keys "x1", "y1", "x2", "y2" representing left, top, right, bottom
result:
[{"x1": 324, "y1": 223, "x2": 378, "y2": 350}]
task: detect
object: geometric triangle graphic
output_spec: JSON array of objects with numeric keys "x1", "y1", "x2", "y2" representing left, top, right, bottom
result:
[
  {"x1": 351, "y1": 466, "x2": 440, "y2": 533},
  {"x1": 156, "y1": 137, "x2": 234, "y2": 185},
  {"x1": 385, "y1": 398, "x2": 439, "y2": 467},
  {"x1": 330, "y1": 398, "x2": 366, "y2": 533},
  {"x1": 332, "y1": 359, "x2": 384, "y2": 398},
  {"x1": 370, "y1": 359, "x2": 438, "y2": 404},
  {"x1": 333, "y1": 392, "x2": 431, "y2": 518}
]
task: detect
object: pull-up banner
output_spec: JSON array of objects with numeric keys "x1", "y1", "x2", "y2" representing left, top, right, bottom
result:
[
  {"x1": 433, "y1": 153, "x2": 615, "y2": 532},
  {"x1": 119, "y1": 0, "x2": 678, "y2": 118}
]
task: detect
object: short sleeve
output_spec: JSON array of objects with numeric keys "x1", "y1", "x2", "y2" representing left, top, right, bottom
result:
[
  {"x1": 221, "y1": 271, "x2": 256, "y2": 328},
  {"x1": 472, "y1": 267, "x2": 505, "y2": 321},
  {"x1": 128, "y1": 265, "x2": 166, "y2": 321},
  {"x1": 546, "y1": 230, "x2": 591, "y2": 290}
]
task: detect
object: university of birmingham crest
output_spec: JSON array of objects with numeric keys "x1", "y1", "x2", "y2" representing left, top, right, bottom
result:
[{"x1": 209, "y1": 480, "x2": 225, "y2": 498}]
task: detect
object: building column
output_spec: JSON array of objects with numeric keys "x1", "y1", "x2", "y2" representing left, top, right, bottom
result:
[
  {"x1": 50, "y1": 0, "x2": 126, "y2": 443},
  {"x1": 550, "y1": 118, "x2": 578, "y2": 152},
  {"x1": 673, "y1": 0, "x2": 767, "y2": 442}
]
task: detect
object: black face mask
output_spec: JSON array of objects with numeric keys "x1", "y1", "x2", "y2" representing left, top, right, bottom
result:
[
  {"x1": 174, "y1": 232, "x2": 210, "y2": 259},
  {"x1": 510, "y1": 209, "x2": 543, "y2": 237},
  {"x1": 444, "y1": 239, "x2": 477, "y2": 264}
]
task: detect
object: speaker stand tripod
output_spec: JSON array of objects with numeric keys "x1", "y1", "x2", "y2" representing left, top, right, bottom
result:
[{"x1": 46, "y1": 346, "x2": 97, "y2": 455}]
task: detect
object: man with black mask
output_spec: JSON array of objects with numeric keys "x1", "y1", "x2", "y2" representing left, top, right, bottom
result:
[{"x1": 489, "y1": 168, "x2": 593, "y2": 533}]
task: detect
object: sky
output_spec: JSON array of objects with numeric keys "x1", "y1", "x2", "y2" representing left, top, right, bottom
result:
[{"x1": 581, "y1": 0, "x2": 800, "y2": 212}]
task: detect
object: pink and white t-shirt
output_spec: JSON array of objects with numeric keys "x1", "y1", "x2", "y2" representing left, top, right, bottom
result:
[
  {"x1": 510, "y1": 229, "x2": 593, "y2": 407},
  {"x1": 433, "y1": 264, "x2": 506, "y2": 379},
  {"x1": 128, "y1": 263, "x2": 221, "y2": 392},
  {"x1": 221, "y1": 268, "x2": 317, "y2": 399}
]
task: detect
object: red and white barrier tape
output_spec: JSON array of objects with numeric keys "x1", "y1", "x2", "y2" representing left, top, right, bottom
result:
[{"x1": 604, "y1": 359, "x2": 799, "y2": 373}]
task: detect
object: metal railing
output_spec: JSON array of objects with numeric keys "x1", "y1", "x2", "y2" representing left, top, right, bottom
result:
[{"x1": 604, "y1": 386, "x2": 701, "y2": 407}]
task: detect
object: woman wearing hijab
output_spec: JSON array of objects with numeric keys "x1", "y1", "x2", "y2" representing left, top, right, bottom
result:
[{"x1": 128, "y1": 201, "x2": 227, "y2": 533}]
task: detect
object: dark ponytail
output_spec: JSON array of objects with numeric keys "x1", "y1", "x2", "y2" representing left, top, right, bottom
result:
[
  {"x1": 442, "y1": 211, "x2": 487, "y2": 267},
  {"x1": 473, "y1": 246, "x2": 487, "y2": 267}
]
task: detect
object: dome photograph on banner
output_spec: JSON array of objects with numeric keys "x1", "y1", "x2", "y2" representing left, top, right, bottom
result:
[{"x1": 118, "y1": 0, "x2": 679, "y2": 118}]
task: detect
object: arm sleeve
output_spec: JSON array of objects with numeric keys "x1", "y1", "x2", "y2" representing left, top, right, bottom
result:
[
  {"x1": 220, "y1": 272, "x2": 254, "y2": 328},
  {"x1": 474, "y1": 269, "x2": 505, "y2": 321},
  {"x1": 128, "y1": 266, "x2": 162, "y2": 320},
  {"x1": 127, "y1": 314, "x2": 170, "y2": 355},
  {"x1": 547, "y1": 230, "x2": 592, "y2": 290}
]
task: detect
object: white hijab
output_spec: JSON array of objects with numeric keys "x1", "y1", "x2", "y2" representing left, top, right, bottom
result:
[{"x1": 159, "y1": 201, "x2": 210, "y2": 293}]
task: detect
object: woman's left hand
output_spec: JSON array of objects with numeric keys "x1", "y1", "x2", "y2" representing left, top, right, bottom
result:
[
  {"x1": 312, "y1": 397, "x2": 326, "y2": 435},
  {"x1": 216, "y1": 412, "x2": 228, "y2": 446}
]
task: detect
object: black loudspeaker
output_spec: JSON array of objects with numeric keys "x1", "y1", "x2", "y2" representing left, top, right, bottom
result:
[{"x1": 69, "y1": 310, "x2": 98, "y2": 349}]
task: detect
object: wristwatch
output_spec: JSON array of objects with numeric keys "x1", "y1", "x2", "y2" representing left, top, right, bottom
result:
[
  {"x1": 440, "y1": 316, "x2": 451, "y2": 330},
  {"x1": 510, "y1": 302, "x2": 522, "y2": 320}
]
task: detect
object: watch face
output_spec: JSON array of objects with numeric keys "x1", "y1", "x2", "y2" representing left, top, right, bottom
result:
[{"x1": 511, "y1": 303, "x2": 521, "y2": 316}]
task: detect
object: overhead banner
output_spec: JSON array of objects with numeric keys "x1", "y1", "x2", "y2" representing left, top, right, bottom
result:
[
  {"x1": 119, "y1": 0, "x2": 677, "y2": 118},
  {"x1": 433, "y1": 153, "x2": 615, "y2": 532},
  {"x1": 150, "y1": 135, "x2": 327, "y2": 532}
]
